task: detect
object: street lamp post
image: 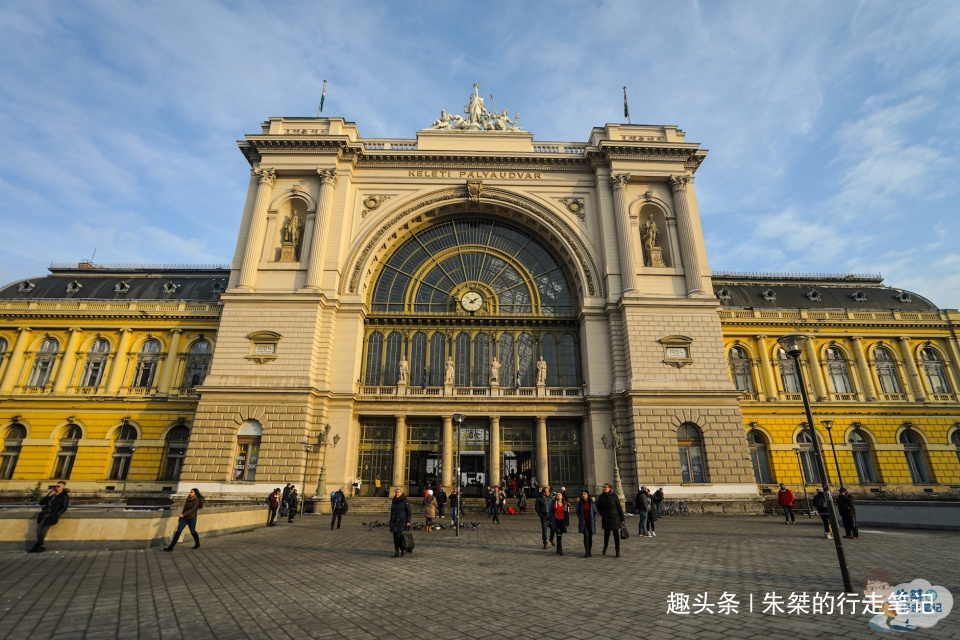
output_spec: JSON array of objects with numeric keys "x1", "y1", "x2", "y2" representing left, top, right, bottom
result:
[
  {"x1": 778, "y1": 334, "x2": 854, "y2": 593},
  {"x1": 453, "y1": 413, "x2": 465, "y2": 537},
  {"x1": 823, "y1": 419, "x2": 844, "y2": 489},
  {"x1": 314, "y1": 423, "x2": 340, "y2": 499},
  {"x1": 601, "y1": 424, "x2": 625, "y2": 501}
]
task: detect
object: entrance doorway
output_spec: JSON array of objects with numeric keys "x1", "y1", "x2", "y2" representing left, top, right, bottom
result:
[
  {"x1": 459, "y1": 452, "x2": 486, "y2": 496},
  {"x1": 407, "y1": 450, "x2": 439, "y2": 496}
]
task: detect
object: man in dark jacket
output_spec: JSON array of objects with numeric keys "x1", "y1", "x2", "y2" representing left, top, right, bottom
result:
[
  {"x1": 330, "y1": 488, "x2": 347, "y2": 530},
  {"x1": 596, "y1": 483, "x2": 625, "y2": 557},
  {"x1": 634, "y1": 486, "x2": 649, "y2": 536},
  {"x1": 812, "y1": 488, "x2": 832, "y2": 539},
  {"x1": 287, "y1": 487, "x2": 300, "y2": 523},
  {"x1": 836, "y1": 488, "x2": 858, "y2": 539},
  {"x1": 436, "y1": 486, "x2": 447, "y2": 518},
  {"x1": 389, "y1": 488, "x2": 412, "y2": 557},
  {"x1": 30, "y1": 481, "x2": 70, "y2": 553},
  {"x1": 535, "y1": 486, "x2": 553, "y2": 548},
  {"x1": 280, "y1": 483, "x2": 292, "y2": 518}
]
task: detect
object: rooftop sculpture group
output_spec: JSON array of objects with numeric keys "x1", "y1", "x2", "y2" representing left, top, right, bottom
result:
[{"x1": 429, "y1": 83, "x2": 521, "y2": 132}]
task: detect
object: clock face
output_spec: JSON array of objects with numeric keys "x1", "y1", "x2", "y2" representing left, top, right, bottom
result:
[{"x1": 460, "y1": 290, "x2": 483, "y2": 312}]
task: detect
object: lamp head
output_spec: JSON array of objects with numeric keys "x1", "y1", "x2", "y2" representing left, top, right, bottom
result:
[
  {"x1": 777, "y1": 334, "x2": 807, "y2": 356},
  {"x1": 822, "y1": 419, "x2": 834, "y2": 431},
  {"x1": 332, "y1": 433, "x2": 341, "y2": 447},
  {"x1": 453, "y1": 413, "x2": 465, "y2": 425},
  {"x1": 601, "y1": 433, "x2": 609, "y2": 448}
]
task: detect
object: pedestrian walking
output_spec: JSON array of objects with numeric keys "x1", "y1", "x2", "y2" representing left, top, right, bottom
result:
[
  {"x1": 29, "y1": 481, "x2": 70, "y2": 553},
  {"x1": 331, "y1": 487, "x2": 347, "y2": 530},
  {"x1": 491, "y1": 487, "x2": 502, "y2": 524},
  {"x1": 653, "y1": 487, "x2": 664, "y2": 517},
  {"x1": 535, "y1": 486, "x2": 553, "y2": 548},
  {"x1": 517, "y1": 490, "x2": 527, "y2": 514},
  {"x1": 634, "y1": 486, "x2": 649, "y2": 537},
  {"x1": 646, "y1": 486, "x2": 657, "y2": 536},
  {"x1": 267, "y1": 488, "x2": 281, "y2": 526},
  {"x1": 390, "y1": 488, "x2": 412, "y2": 557},
  {"x1": 164, "y1": 488, "x2": 205, "y2": 551},
  {"x1": 485, "y1": 486, "x2": 494, "y2": 516},
  {"x1": 436, "y1": 486, "x2": 447, "y2": 518},
  {"x1": 374, "y1": 475, "x2": 382, "y2": 497},
  {"x1": 549, "y1": 491, "x2": 570, "y2": 556},
  {"x1": 812, "y1": 488, "x2": 832, "y2": 539},
  {"x1": 280, "y1": 483, "x2": 292, "y2": 519},
  {"x1": 353, "y1": 477, "x2": 362, "y2": 497},
  {"x1": 287, "y1": 487, "x2": 299, "y2": 523},
  {"x1": 596, "y1": 483, "x2": 625, "y2": 557},
  {"x1": 778, "y1": 483, "x2": 796, "y2": 524},
  {"x1": 423, "y1": 489, "x2": 437, "y2": 531},
  {"x1": 450, "y1": 488, "x2": 460, "y2": 526},
  {"x1": 576, "y1": 490, "x2": 598, "y2": 557},
  {"x1": 836, "y1": 488, "x2": 859, "y2": 539}
]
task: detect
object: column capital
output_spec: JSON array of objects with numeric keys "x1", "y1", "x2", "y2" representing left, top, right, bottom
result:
[
  {"x1": 254, "y1": 167, "x2": 276, "y2": 186},
  {"x1": 489, "y1": 415, "x2": 500, "y2": 423},
  {"x1": 898, "y1": 336, "x2": 912, "y2": 343},
  {"x1": 668, "y1": 174, "x2": 690, "y2": 193},
  {"x1": 318, "y1": 167, "x2": 338, "y2": 186},
  {"x1": 609, "y1": 173, "x2": 630, "y2": 190},
  {"x1": 755, "y1": 334, "x2": 767, "y2": 340},
  {"x1": 850, "y1": 335, "x2": 864, "y2": 342},
  {"x1": 169, "y1": 328, "x2": 184, "y2": 335}
]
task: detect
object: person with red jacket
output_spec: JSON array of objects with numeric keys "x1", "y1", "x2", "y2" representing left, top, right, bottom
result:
[{"x1": 778, "y1": 483, "x2": 796, "y2": 524}]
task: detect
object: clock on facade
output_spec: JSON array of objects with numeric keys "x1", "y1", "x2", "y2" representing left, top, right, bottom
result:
[{"x1": 459, "y1": 290, "x2": 483, "y2": 312}]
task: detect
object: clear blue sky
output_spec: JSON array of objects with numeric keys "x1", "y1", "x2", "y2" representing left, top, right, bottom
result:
[{"x1": 2, "y1": 1, "x2": 958, "y2": 308}]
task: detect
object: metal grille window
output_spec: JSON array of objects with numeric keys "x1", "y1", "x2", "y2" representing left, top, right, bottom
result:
[
  {"x1": 52, "y1": 424, "x2": 82, "y2": 480},
  {"x1": 357, "y1": 418, "x2": 394, "y2": 493},
  {"x1": 80, "y1": 339, "x2": 111, "y2": 388},
  {"x1": 796, "y1": 431, "x2": 823, "y2": 484},
  {"x1": 848, "y1": 429, "x2": 878, "y2": 483},
  {"x1": 364, "y1": 332, "x2": 383, "y2": 385},
  {"x1": 677, "y1": 423, "x2": 707, "y2": 483},
  {"x1": 108, "y1": 423, "x2": 138, "y2": 481},
  {"x1": 729, "y1": 346, "x2": 755, "y2": 392},
  {"x1": 132, "y1": 339, "x2": 161, "y2": 388},
  {"x1": 472, "y1": 333, "x2": 489, "y2": 387},
  {"x1": 873, "y1": 347, "x2": 903, "y2": 394},
  {"x1": 517, "y1": 333, "x2": 534, "y2": 387},
  {"x1": 161, "y1": 425, "x2": 190, "y2": 481},
  {"x1": 455, "y1": 332, "x2": 470, "y2": 387},
  {"x1": 27, "y1": 338, "x2": 59, "y2": 387},
  {"x1": 410, "y1": 331, "x2": 427, "y2": 387},
  {"x1": 900, "y1": 430, "x2": 930, "y2": 483},
  {"x1": 547, "y1": 419, "x2": 582, "y2": 489},
  {"x1": 558, "y1": 333, "x2": 579, "y2": 387},
  {"x1": 777, "y1": 348, "x2": 801, "y2": 393},
  {"x1": 498, "y1": 334, "x2": 515, "y2": 388},
  {"x1": 181, "y1": 339, "x2": 212, "y2": 389},
  {"x1": 428, "y1": 332, "x2": 445, "y2": 386},
  {"x1": 920, "y1": 348, "x2": 951, "y2": 394},
  {"x1": 825, "y1": 347, "x2": 854, "y2": 394},
  {"x1": 383, "y1": 332, "x2": 402, "y2": 386},
  {"x1": 0, "y1": 423, "x2": 26, "y2": 480},
  {"x1": 747, "y1": 430, "x2": 772, "y2": 484}
]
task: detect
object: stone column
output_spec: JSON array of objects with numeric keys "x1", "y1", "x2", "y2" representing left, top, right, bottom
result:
[
  {"x1": 0, "y1": 328, "x2": 32, "y2": 393},
  {"x1": 157, "y1": 329, "x2": 184, "y2": 395},
  {"x1": 756, "y1": 335, "x2": 779, "y2": 401},
  {"x1": 850, "y1": 336, "x2": 877, "y2": 402},
  {"x1": 52, "y1": 328, "x2": 83, "y2": 394},
  {"x1": 391, "y1": 414, "x2": 407, "y2": 490},
  {"x1": 668, "y1": 175, "x2": 707, "y2": 296},
  {"x1": 105, "y1": 329, "x2": 134, "y2": 395},
  {"x1": 441, "y1": 415, "x2": 453, "y2": 489},
  {"x1": 898, "y1": 337, "x2": 926, "y2": 402},
  {"x1": 609, "y1": 173, "x2": 636, "y2": 293},
  {"x1": 304, "y1": 168, "x2": 338, "y2": 290},
  {"x1": 536, "y1": 416, "x2": 549, "y2": 489},
  {"x1": 803, "y1": 338, "x2": 828, "y2": 401},
  {"x1": 489, "y1": 415, "x2": 501, "y2": 488},
  {"x1": 236, "y1": 167, "x2": 276, "y2": 291}
]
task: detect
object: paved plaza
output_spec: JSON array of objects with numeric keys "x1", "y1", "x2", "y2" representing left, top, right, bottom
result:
[{"x1": 0, "y1": 510, "x2": 957, "y2": 639}]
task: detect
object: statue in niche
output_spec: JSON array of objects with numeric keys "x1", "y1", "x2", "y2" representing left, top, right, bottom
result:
[
  {"x1": 641, "y1": 213, "x2": 665, "y2": 267},
  {"x1": 398, "y1": 359, "x2": 409, "y2": 384},
  {"x1": 536, "y1": 356, "x2": 547, "y2": 385},
  {"x1": 280, "y1": 207, "x2": 302, "y2": 261},
  {"x1": 444, "y1": 357, "x2": 455, "y2": 385},
  {"x1": 490, "y1": 357, "x2": 500, "y2": 384}
]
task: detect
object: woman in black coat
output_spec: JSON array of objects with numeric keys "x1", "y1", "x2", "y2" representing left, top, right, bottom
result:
[
  {"x1": 548, "y1": 492, "x2": 570, "y2": 556},
  {"x1": 576, "y1": 490, "x2": 598, "y2": 558},
  {"x1": 389, "y1": 488, "x2": 412, "y2": 557},
  {"x1": 595, "y1": 483, "x2": 625, "y2": 557}
]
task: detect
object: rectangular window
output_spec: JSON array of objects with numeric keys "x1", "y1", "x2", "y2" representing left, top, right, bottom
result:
[
  {"x1": 81, "y1": 359, "x2": 106, "y2": 387},
  {"x1": 109, "y1": 447, "x2": 133, "y2": 480},
  {"x1": 52, "y1": 449, "x2": 77, "y2": 480},
  {"x1": 234, "y1": 439, "x2": 260, "y2": 481},
  {"x1": 161, "y1": 444, "x2": 187, "y2": 481},
  {"x1": 852, "y1": 450, "x2": 878, "y2": 483}
]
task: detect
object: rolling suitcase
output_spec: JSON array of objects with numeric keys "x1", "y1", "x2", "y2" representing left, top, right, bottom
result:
[{"x1": 402, "y1": 530, "x2": 415, "y2": 553}]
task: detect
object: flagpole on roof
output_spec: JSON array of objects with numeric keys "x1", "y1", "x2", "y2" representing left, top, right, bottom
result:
[
  {"x1": 318, "y1": 79, "x2": 327, "y2": 117},
  {"x1": 623, "y1": 86, "x2": 631, "y2": 125}
]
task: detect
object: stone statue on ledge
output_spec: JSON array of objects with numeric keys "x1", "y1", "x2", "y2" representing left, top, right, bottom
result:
[{"x1": 427, "y1": 83, "x2": 522, "y2": 132}]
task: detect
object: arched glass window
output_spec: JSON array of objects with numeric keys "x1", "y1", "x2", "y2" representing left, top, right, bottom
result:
[
  {"x1": 108, "y1": 422, "x2": 138, "y2": 480},
  {"x1": 498, "y1": 333, "x2": 515, "y2": 388},
  {"x1": 52, "y1": 424, "x2": 82, "y2": 479},
  {"x1": 454, "y1": 332, "x2": 470, "y2": 387},
  {"x1": 0, "y1": 423, "x2": 26, "y2": 480},
  {"x1": 428, "y1": 332, "x2": 445, "y2": 387},
  {"x1": 541, "y1": 334, "x2": 559, "y2": 386},
  {"x1": 473, "y1": 332, "x2": 490, "y2": 387},
  {"x1": 409, "y1": 331, "x2": 427, "y2": 388},
  {"x1": 27, "y1": 338, "x2": 60, "y2": 387},
  {"x1": 0, "y1": 336, "x2": 8, "y2": 372},
  {"x1": 80, "y1": 339, "x2": 110, "y2": 388},
  {"x1": 952, "y1": 430, "x2": 960, "y2": 465},
  {"x1": 161, "y1": 424, "x2": 190, "y2": 481},
  {"x1": 517, "y1": 333, "x2": 534, "y2": 387},
  {"x1": 133, "y1": 339, "x2": 162, "y2": 388},
  {"x1": 364, "y1": 332, "x2": 384, "y2": 385},
  {"x1": 234, "y1": 420, "x2": 262, "y2": 482},
  {"x1": 848, "y1": 429, "x2": 878, "y2": 483},
  {"x1": 873, "y1": 347, "x2": 903, "y2": 394},
  {"x1": 796, "y1": 431, "x2": 823, "y2": 484},
  {"x1": 181, "y1": 339, "x2": 212, "y2": 389},
  {"x1": 728, "y1": 346, "x2": 755, "y2": 392},
  {"x1": 777, "y1": 348, "x2": 800, "y2": 393},
  {"x1": 825, "y1": 347, "x2": 853, "y2": 393},
  {"x1": 900, "y1": 430, "x2": 930, "y2": 483},
  {"x1": 747, "y1": 430, "x2": 772, "y2": 484},
  {"x1": 558, "y1": 333, "x2": 579, "y2": 387},
  {"x1": 677, "y1": 424, "x2": 707, "y2": 483},
  {"x1": 383, "y1": 332, "x2": 402, "y2": 386},
  {"x1": 919, "y1": 348, "x2": 951, "y2": 394}
]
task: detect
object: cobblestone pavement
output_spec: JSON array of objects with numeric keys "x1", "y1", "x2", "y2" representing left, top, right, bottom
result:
[{"x1": 0, "y1": 511, "x2": 958, "y2": 639}]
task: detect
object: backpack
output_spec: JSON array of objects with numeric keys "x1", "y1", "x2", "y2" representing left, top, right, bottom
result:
[{"x1": 813, "y1": 493, "x2": 826, "y2": 511}]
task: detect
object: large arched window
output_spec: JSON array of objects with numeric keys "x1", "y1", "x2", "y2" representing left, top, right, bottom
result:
[
  {"x1": 0, "y1": 423, "x2": 26, "y2": 479},
  {"x1": 80, "y1": 339, "x2": 111, "y2": 388},
  {"x1": 27, "y1": 338, "x2": 60, "y2": 388},
  {"x1": 919, "y1": 348, "x2": 951, "y2": 394},
  {"x1": 234, "y1": 420, "x2": 262, "y2": 482},
  {"x1": 473, "y1": 332, "x2": 490, "y2": 387},
  {"x1": 181, "y1": 339, "x2": 212, "y2": 389},
  {"x1": 873, "y1": 347, "x2": 903, "y2": 395},
  {"x1": 796, "y1": 431, "x2": 823, "y2": 484},
  {"x1": 52, "y1": 424, "x2": 82, "y2": 479},
  {"x1": 428, "y1": 332, "x2": 445, "y2": 386},
  {"x1": 364, "y1": 332, "x2": 383, "y2": 385},
  {"x1": 132, "y1": 339, "x2": 162, "y2": 388},
  {"x1": 747, "y1": 429, "x2": 772, "y2": 484},
  {"x1": 541, "y1": 334, "x2": 559, "y2": 386},
  {"x1": 558, "y1": 334, "x2": 579, "y2": 387},
  {"x1": 517, "y1": 333, "x2": 534, "y2": 387},
  {"x1": 498, "y1": 333, "x2": 515, "y2": 388},
  {"x1": 824, "y1": 347, "x2": 853, "y2": 394},
  {"x1": 409, "y1": 331, "x2": 427, "y2": 388},
  {"x1": 383, "y1": 331, "x2": 402, "y2": 386},
  {"x1": 108, "y1": 422, "x2": 138, "y2": 480},
  {"x1": 777, "y1": 348, "x2": 801, "y2": 393},
  {"x1": 952, "y1": 430, "x2": 960, "y2": 465},
  {"x1": 677, "y1": 424, "x2": 707, "y2": 483},
  {"x1": 454, "y1": 332, "x2": 470, "y2": 387},
  {"x1": 0, "y1": 336, "x2": 8, "y2": 375},
  {"x1": 161, "y1": 424, "x2": 191, "y2": 481},
  {"x1": 900, "y1": 429, "x2": 931, "y2": 483},
  {"x1": 848, "y1": 429, "x2": 878, "y2": 484},
  {"x1": 728, "y1": 346, "x2": 755, "y2": 392}
]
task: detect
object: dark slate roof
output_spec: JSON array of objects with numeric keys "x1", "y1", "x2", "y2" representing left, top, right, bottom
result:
[
  {"x1": 711, "y1": 272, "x2": 938, "y2": 312},
  {"x1": 0, "y1": 264, "x2": 231, "y2": 302}
]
